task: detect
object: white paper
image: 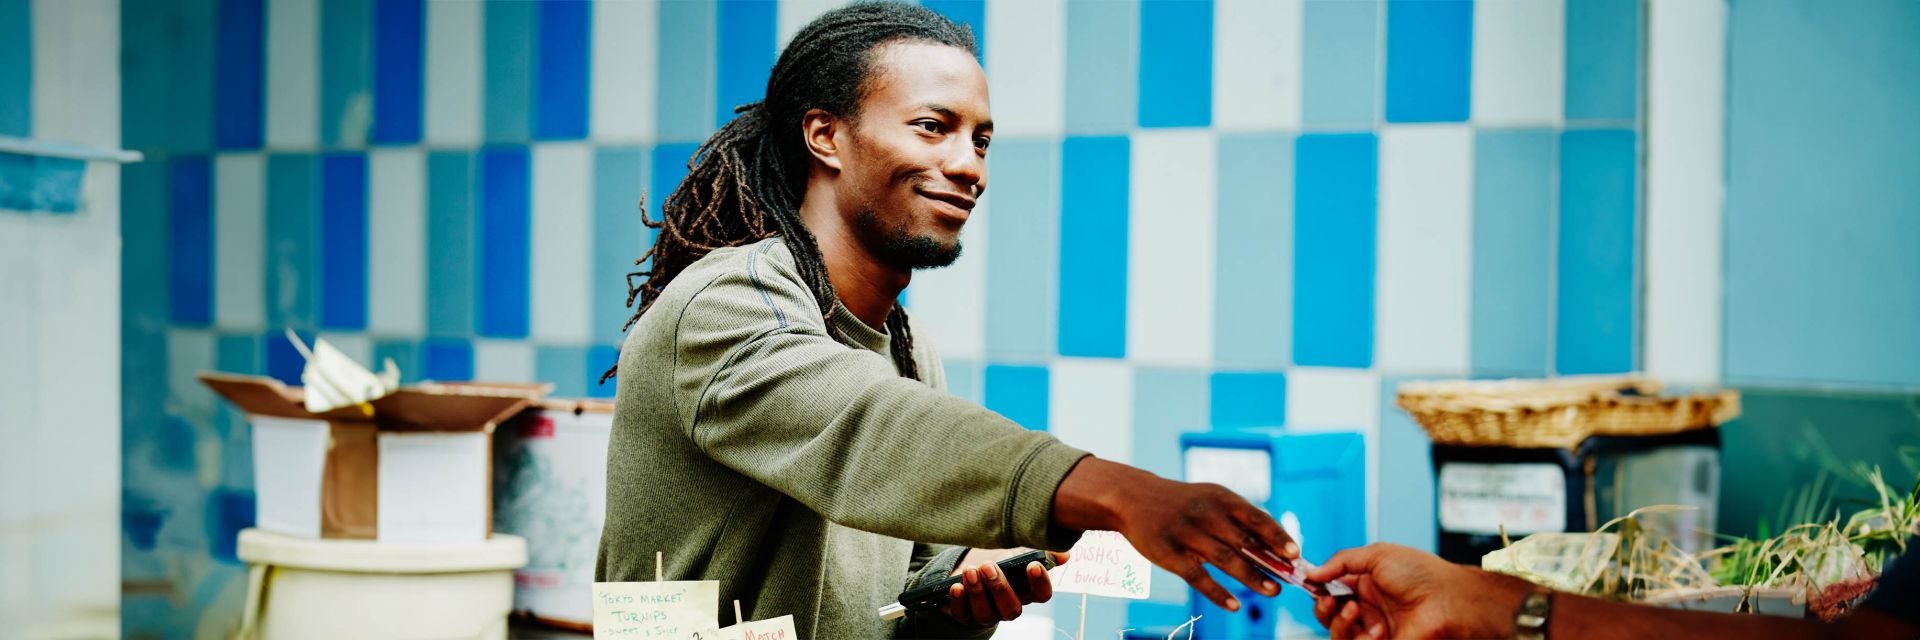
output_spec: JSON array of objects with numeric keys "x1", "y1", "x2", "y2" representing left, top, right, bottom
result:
[
  {"x1": 687, "y1": 614, "x2": 797, "y2": 640},
  {"x1": 1438, "y1": 462, "x2": 1567, "y2": 535},
  {"x1": 592, "y1": 581, "x2": 721, "y2": 640},
  {"x1": 250, "y1": 416, "x2": 331, "y2": 538},
  {"x1": 1048, "y1": 530, "x2": 1153, "y2": 599},
  {"x1": 377, "y1": 431, "x2": 491, "y2": 543},
  {"x1": 292, "y1": 331, "x2": 397, "y2": 414}
]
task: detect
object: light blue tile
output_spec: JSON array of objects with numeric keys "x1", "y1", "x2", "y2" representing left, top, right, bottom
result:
[
  {"x1": 320, "y1": 0, "x2": 371, "y2": 146},
  {"x1": 477, "y1": 146, "x2": 531, "y2": 338},
  {"x1": 535, "y1": 0, "x2": 590, "y2": 140},
  {"x1": 266, "y1": 154, "x2": 318, "y2": 330},
  {"x1": 1555, "y1": 128, "x2": 1637, "y2": 375},
  {"x1": 923, "y1": 0, "x2": 986, "y2": 60},
  {"x1": 984, "y1": 139, "x2": 1057, "y2": 360},
  {"x1": 1058, "y1": 136, "x2": 1128, "y2": 358},
  {"x1": 371, "y1": 0, "x2": 424, "y2": 144},
  {"x1": 1470, "y1": 129, "x2": 1554, "y2": 377},
  {"x1": 1384, "y1": 0, "x2": 1471, "y2": 123},
  {"x1": 657, "y1": 0, "x2": 715, "y2": 142},
  {"x1": 1209, "y1": 371, "x2": 1286, "y2": 429},
  {"x1": 1131, "y1": 367, "x2": 1208, "y2": 488},
  {"x1": 373, "y1": 339, "x2": 421, "y2": 384},
  {"x1": 1137, "y1": 0, "x2": 1212, "y2": 128},
  {"x1": 214, "y1": 0, "x2": 264, "y2": 148},
  {"x1": 319, "y1": 153, "x2": 368, "y2": 330},
  {"x1": 1301, "y1": 0, "x2": 1379, "y2": 128},
  {"x1": 1724, "y1": 0, "x2": 1920, "y2": 388},
  {"x1": 1293, "y1": 133, "x2": 1376, "y2": 368},
  {"x1": 941, "y1": 357, "x2": 982, "y2": 403},
  {"x1": 715, "y1": 0, "x2": 775, "y2": 127},
  {"x1": 170, "y1": 156, "x2": 214, "y2": 326},
  {"x1": 1377, "y1": 377, "x2": 1435, "y2": 552},
  {"x1": 594, "y1": 146, "x2": 650, "y2": 344},
  {"x1": 536, "y1": 345, "x2": 588, "y2": 398},
  {"x1": 426, "y1": 150, "x2": 474, "y2": 337},
  {"x1": 1564, "y1": 0, "x2": 1640, "y2": 121},
  {"x1": 0, "y1": 0, "x2": 27, "y2": 137},
  {"x1": 124, "y1": 0, "x2": 215, "y2": 152},
  {"x1": 651, "y1": 143, "x2": 698, "y2": 201},
  {"x1": 484, "y1": 0, "x2": 534, "y2": 143},
  {"x1": 1214, "y1": 133, "x2": 1292, "y2": 367},
  {"x1": 983, "y1": 364, "x2": 1048, "y2": 430},
  {"x1": 1064, "y1": 0, "x2": 1137, "y2": 135}
]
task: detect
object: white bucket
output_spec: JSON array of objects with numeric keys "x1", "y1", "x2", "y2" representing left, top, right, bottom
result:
[{"x1": 236, "y1": 528, "x2": 528, "y2": 639}]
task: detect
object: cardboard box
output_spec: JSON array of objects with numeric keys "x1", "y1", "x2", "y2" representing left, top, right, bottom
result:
[
  {"x1": 200, "y1": 372, "x2": 544, "y2": 543},
  {"x1": 493, "y1": 399, "x2": 615, "y2": 630}
]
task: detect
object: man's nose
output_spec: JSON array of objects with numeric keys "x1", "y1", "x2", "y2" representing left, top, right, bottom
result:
[{"x1": 943, "y1": 142, "x2": 986, "y2": 196}]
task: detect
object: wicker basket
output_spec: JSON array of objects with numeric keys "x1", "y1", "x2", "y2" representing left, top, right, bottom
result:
[{"x1": 1397, "y1": 376, "x2": 1740, "y2": 449}]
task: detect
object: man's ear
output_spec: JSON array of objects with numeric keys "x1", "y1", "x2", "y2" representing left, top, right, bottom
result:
[{"x1": 801, "y1": 108, "x2": 844, "y2": 172}]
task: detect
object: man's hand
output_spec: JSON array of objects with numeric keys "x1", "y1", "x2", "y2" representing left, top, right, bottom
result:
[
  {"x1": 939, "y1": 548, "x2": 1066, "y2": 627},
  {"x1": 1307, "y1": 543, "x2": 1532, "y2": 639},
  {"x1": 1051, "y1": 458, "x2": 1297, "y2": 612}
]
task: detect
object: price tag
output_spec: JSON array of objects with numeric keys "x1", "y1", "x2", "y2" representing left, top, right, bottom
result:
[
  {"x1": 1048, "y1": 530, "x2": 1152, "y2": 599},
  {"x1": 592, "y1": 581, "x2": 720, "y2": 639}
]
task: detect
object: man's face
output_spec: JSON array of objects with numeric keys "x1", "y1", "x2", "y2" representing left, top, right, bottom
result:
[{"x1": 835, "y1": 41, "x2": 991, "y2": 270}]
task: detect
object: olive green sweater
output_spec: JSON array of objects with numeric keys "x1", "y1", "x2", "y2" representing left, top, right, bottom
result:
[{"x1": 595, "y1": 238, "x2": 1090, "y2": 639}]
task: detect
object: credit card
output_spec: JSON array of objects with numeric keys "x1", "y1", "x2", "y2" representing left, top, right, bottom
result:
[{"x1": 1239, "y1": 547, "x2": 1354, "y2": 598}]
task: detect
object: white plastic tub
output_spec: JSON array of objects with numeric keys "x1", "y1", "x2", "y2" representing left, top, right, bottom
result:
[{"x1": 236, "y1": 528, "x2": 528, "y2": 639}]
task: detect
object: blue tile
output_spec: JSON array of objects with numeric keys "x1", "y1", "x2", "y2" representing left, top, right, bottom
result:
[
  {"x1": 266, "y1": 155, "x2": 318, "y2": 329},
  {"x1": 170, "y1": 156, "x2": 214, "y2": 326},
  {"x1": 484, "y1": 0, "x2": 535, "y2": 143},
  {"x1": 426, "y1": 150, "x2": 474, "y2": 337},
  {"x1": 0, "y1": 0, "x2": 27, "y2": 137},
  {"x1": 1384, "y1": 0, "x2": 1471, "y2": 123},
  {"x1": 941, "y1": 358, "x2": 983, "y2": 403},
  {"x1": 1137, "y1": 0, "x2": 1212, "y2": 128},
  {"x1": 320, "y1": 0, "x2": 371, "y2": 146},
  {"x1": 650, "y1": 143, "x2": 698, "y2": 207},
  {"x1": 1377, "y1": 378, "x2": 1435, "y2": 552},
  {"x1": 214, "y1": 0, "x2": 264, "y2": 148},
  {"x1": 123, "y1": 161, "x2": 173, "y2": 475},
  {"x1": 535, "y1": 345, "x2": 588, "y2": 398},
  {"x1": 216, "y1": 333, "x2": 260, "y2": 375},
  {"x1": 1555, "y1": 129, "x2": 1637, "y2": 375},
  {"x1": 984, "y1": 140, "x2": 1058, "y2": 360},
  {"x1": 594, "y1": 146, "x2": 650, "y2": 343},
  {"x1": 1564, "y1": 0, "x2": 1640, "y2": 121},
  {"x1": 373, "y1": 339, "x2": 421, "y2": 383},
  {"x1": 1058, "y1": 136, "x2": 1128, "y2": 359},
  {"x1": 1131, "y1": 368, "x2": 1208, "y2": 481},
  {"x1": 657, "y1": 0, "x2": 716, "y2": 142},
  {"x1": 923, "y1": 0, "x2": 986, "y2": 60},
  {"x1": 588, "y1": 345, "x2": 620, "y2": 398},
  {"x1": 715, "y1": 0, "x2": 775, "y2": 127},
  {"x1": 0, "y1": 153, "x2": 85, "y2": 213},
  {"x1": 319, "y1": 154, "x2": 368, "y2": 330},
  {"x1": 1293, "y1": 133, "x2": 1377, "y2": 368},
  {"x1": 1301, "y1": 0, "x2": 1379, "y2": 127},
  {"x1": 371, "y1": 0, "x2": 424, "y2": 144},
  {"x1": 1065, "y1": 0, "x2": 1137, "y2": 135},
  {"x1": 421, "y1": 338, "x2": 474, "y2": 382},
  {"x1": 1209, "y1": 371, "x2": 1286, "y2": 429},
  {"x1": 478, "y1": 147, "x2": 531, "y2": 338},
  {"x1": 984, "y1": 364, "x2": 1049, "y2": 430},
  {"x1": 1723, "y1": 0, "x2": 1920, "y2": 388},
  {"x1": 1214, "y1": 133, "x2": 1293, "y2": 367},
  {"x1": 206, "y1": 488, "x2": 256, "y2": 562},
  {"x1": 265, "y1": 329, "x2": 314, "y2": 386},
  {"x1": 124, "y1": 0, "x2": 215, "y2": 152},
  {"x1": 1470, "y1": 129, "x2": 1554, "y2": 377},
  {"x1": 535, "y1": 0, "x2": 590, "y2": 140}
]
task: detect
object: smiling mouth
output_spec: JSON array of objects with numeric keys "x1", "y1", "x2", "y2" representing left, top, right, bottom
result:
[{"x1": 917, "y1": 188, "x2": 976, "y2": 213}]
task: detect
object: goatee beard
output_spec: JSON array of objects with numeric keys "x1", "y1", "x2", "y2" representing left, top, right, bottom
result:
[{"x1": 851, "y1": 209, "x2": 963, "y2": 270}]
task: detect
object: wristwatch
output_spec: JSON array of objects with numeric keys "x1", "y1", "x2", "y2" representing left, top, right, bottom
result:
[{"x1": 1513, "y1": 588, "x2": 1552, "y2": 640}]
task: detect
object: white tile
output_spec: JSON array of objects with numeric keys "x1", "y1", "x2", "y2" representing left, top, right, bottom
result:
[
  {"x1": 214, "y1": 154, "x2": 266, "y2": 330},
  {"x1": 30, "y1": 0, "x2": 118, "y2": 148},
  {"x1": 907, "y1": 195, "x2": 988, "y2": 360},
  {"x1": 368, "y1": 148, "x2": 425, "y2": 336},
  {"x1": 1049, "y1": 358, "x2": 1134, "y2": 466},
  {"x1": 1214, "y1": 0, "x2": 1302, "y2": 131},
  {"x1": 1128, "y1": 130, "x2": 1215, "y2": 365},
  {"x1": 265, "y1": 0, "x2": 320, "y2": 148},
  {"x1": 531, "y1": 144, "x2": 593, "y2": 343},
  {"x1": 1376, "y1": 125, "x2": 1473, "y2": 374},
  {"x1": 1285, "y1": 366, "x2": 1381, "y2": 540},
  {"x1": 1645, "y1": 0, "x2": 1726, "y2": 385},
  {"x1": 1470, "y1": 0, "x2": 1564, "y2": 126},
  {"x1": 591, "y1": 0, "x2": 658, "y2": 142},
  {"x1": 777, "y1": 0, "x2": 846, "y2": 50},
  {"x1": 986, "y1": 0, "x2": 1065, "y2": 136},
  {"x1": 424, "y1": 0, "x2": 483, "y2": 146},
  {"x1": 473, "y1": 340, "x2": 535, "y2": 383}
]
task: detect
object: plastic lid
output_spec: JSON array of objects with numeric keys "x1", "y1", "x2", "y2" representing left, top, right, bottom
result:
[{"x1": 236, "y1": 528, "x2": 529, "y2": 573}]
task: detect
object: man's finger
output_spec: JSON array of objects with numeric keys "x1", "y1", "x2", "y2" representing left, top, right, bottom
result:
[
  {"x1": 1177, "y1": 560, "x2": 1241, "y2": 613},
  {"x1": 1026, "y1": 562, "x2": 1054, "y2": 603},
  {"x1": 1234, "y1": 506, "x2": 1299, "y2": 560},
  {"x1": 983, "y1": 563, "x2": 1023, "y2": 620},
  {"x1": 1313, "y1": 595, "x2": 1337, "y2": 628},
  {"x1": 1309, "y1": 545, "x2": 1379, "y2": 583},
  {"x1": 944, "y1": 583, "x2": 972, "y2": 626},
  {"x1": 1196, "y1": 535, "x2": 1279, "y2": 598},
  {"x1": 965, "y1": 568, "x2": 994, "y2": 624},
  {"x1": 1329, "y1": 599, "x2": 1362, "y2": 640}
]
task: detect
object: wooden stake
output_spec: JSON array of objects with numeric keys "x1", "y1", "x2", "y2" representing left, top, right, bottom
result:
[
  {"x1": 1078, "y1": 593, "x2": 1088, "y2": 640},
  {"x1": 656, "y1": 551, "x2": 664, "y2": 582},
  {"x1": 733, "y1": 600, "x2": 744, "y2": 626}
]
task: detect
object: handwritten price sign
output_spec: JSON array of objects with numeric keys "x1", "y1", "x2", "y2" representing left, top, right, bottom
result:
[
  {"x1": 1048, "y1": 530, "x2": 1152, "y2": 599},
  {"x1": 592, "y1": 581, "x2": 720, "y2": 639},
  {"x1": 686, "y1": 614, "x2": 798, "y2": 640}
]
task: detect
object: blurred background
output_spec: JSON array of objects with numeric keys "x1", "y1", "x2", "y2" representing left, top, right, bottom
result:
[{"x1": 3, "y1": 0, "x2": 1918, "y2": 638}]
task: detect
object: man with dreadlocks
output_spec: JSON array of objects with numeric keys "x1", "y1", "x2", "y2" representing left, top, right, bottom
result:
[{"x1": 596, "y1": 3, "x2": 1297, "y2": 638}]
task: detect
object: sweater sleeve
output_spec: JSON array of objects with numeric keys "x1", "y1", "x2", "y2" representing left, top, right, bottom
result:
[{"x1": 671, "y1": 244, "x2": 1089, "y2": 551}]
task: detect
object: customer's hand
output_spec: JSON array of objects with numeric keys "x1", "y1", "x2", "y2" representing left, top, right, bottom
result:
[
  {"x1": 1051, "y1": 458, "x2": 1297, "y2": 612},
  {"x1": 940, "y1": 548, "x2": 1066, "y2": 627},
  {"x1": 1307, "y1": 543, "x2": 1534, "y2": 639}
]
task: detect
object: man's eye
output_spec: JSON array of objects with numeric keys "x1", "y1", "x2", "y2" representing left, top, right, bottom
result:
[
  {"x1": 916, "y1": 121, "x2": 943, "y2": 134},
  {"x1": 974, "y1": 137, "x2": 991, "y2": 151}
]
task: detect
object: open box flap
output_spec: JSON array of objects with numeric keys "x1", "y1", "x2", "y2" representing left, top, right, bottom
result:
[{"x1": 202, "y1": 372, "x2": 545, "y2": 431}]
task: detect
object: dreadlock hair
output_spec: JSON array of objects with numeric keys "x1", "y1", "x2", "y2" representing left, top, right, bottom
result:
[{"x1": 602, "y1": 2, "x2": 978, "y2": 384}]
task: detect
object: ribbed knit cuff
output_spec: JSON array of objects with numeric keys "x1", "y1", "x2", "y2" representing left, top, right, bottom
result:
[{"x1": 1005, "y1": 439, "x2": 1092, "y2": 552}]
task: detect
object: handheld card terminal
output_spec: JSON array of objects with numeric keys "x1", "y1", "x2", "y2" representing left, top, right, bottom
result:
[{"x1": 877, "y1": 549, "x2": 1058, "y2": 620}]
